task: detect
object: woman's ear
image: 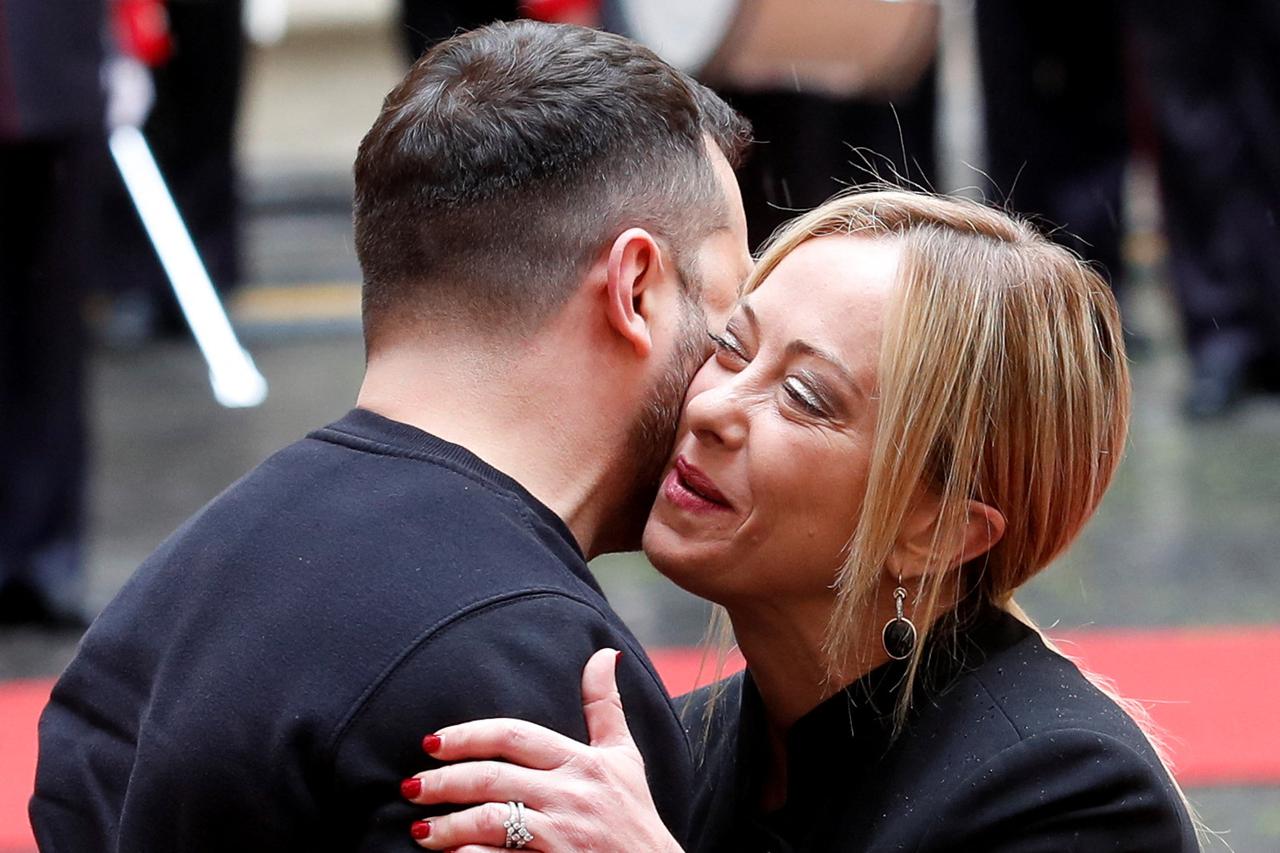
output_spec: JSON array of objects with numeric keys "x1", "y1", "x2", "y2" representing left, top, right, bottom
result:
[
  {"x1": 886, "y1": 497, "x2": 1006, "y2": 580},
  {"x1": 958, "y1": 500, "x2": 1006, "y2": 566},
  {"x1": 603, "y1": 228, "x2": 663, "y2": 358}
]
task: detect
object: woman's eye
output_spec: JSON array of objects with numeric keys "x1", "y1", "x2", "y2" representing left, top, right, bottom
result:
[
  {"x1": 708, "y1": 331, "x2": 748, "y2": 362},
  {"x1": 783, "y1": 377, "x2": 827, "y2": 416}
]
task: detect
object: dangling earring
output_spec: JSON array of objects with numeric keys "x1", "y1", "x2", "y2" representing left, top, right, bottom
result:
[{"x1": 882, "y1": 575, "x2": 918, "y2": 661}]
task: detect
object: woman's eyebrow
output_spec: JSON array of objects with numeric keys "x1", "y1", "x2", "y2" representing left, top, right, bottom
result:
[{"x1": 733, "y1": 300, "x2": 760, "y2": 334}]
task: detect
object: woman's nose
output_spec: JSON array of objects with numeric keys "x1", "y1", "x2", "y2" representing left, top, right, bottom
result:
[{"x1": 685, "y1": 376, "x2": 749, "y2": 451}]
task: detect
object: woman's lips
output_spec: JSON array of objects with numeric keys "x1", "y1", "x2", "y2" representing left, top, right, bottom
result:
[{"x1": 663, "y1": 457, "x2": 734, "y2": 513}]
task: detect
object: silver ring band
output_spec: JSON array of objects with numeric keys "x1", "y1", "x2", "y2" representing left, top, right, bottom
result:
[{"x1": 503, "y1": 800, "x2": 534, "y2": 849}]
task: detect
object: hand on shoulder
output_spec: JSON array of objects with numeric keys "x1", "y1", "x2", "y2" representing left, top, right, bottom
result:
[{"x1": 401, "y1": 649, "x2": 685, "y2": 852}]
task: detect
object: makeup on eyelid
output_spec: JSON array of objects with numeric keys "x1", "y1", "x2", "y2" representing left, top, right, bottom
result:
[{"x1": 710, "y1": 323, "x2": 850, "y2": 420}]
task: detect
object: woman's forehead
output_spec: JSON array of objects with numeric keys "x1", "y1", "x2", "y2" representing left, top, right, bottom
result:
[
  {"x1": 721, "y1": 237, "x2": 897, "y2": 395},
  {"x1": 748, "y1": 236, "x2": 901, "y2": 334}
]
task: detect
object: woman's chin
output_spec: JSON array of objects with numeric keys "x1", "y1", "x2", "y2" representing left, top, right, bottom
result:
[
  {"x1": 641, "y1": 517, "x2": 731, "y2": 602},
  {"x1": 640, "y1": 516, "x2": 678, "y2": 573}
]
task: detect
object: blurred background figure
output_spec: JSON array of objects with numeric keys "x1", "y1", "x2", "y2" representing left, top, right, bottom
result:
[
  {"x1": 604, "y1": 0, "x2": 939, "y2": 249},
  {"x1": 717, "y1": 85, "x2": 936, "y2": 250},
  {"x1": 102, "y1": 0, "x2": 248, "y2": 344},
  {"x1": 399, "y1": 0, "x2": 519, "y2": 62},
  {"x1": 976, "y1": 0, "x2": 1130, "y2": 310},
  {"x1": 1130, "y1": 0, "x2": 1280, "y2": 418},
  {"x1": 976, "y1": 0, "x2": 1280, "y2": 418},
  {"x1": 0, "y1": 0, "x2": 106, "y2": 628}
]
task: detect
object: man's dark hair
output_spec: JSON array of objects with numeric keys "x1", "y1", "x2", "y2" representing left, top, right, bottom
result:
[{"x1": 353, "y1": 20, "x2": 750, "y2": 350}]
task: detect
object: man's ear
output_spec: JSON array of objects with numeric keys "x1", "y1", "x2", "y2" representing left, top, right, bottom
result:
[
  {"x1": 886, "y1": 497, "x2": 1006, "y2": 581},
  {"x1": 603, "y1": 228, "x2": 665, "y2": 358}
]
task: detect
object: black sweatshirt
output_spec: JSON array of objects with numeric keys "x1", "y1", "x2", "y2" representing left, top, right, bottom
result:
[{"x1": 32, "y1": 409, "x2": 694, "y2": 852}]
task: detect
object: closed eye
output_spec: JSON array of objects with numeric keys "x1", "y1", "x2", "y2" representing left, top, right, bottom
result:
[
  {"x1": 783, "y1": 376, "x2": 828, "y2": 417},
  {"x1": 708, "y1": 330, "x2": 748, "y2": 363}
]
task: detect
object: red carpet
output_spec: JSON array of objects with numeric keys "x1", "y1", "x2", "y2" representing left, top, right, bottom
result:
[
  {"x1": 0, "y1": 680, "x2": 53, "y2": 853},
  {"x1": 4, "y1": 626, "x2": 1278, "y2": 850}
]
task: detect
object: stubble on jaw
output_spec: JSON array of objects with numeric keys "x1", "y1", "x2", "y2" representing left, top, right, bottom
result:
[{"x1": 605, "y1": 295, "x2": 713, "y2": 553}]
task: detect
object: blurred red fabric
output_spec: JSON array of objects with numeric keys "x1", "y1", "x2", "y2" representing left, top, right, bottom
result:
[{"x1": 114, "y1": 0, "x2": 173, "y2": 66}]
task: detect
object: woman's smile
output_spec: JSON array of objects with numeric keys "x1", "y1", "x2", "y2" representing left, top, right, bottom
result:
[{"x1": 661, "y1": 456, "x2": 735, "y2": 513}]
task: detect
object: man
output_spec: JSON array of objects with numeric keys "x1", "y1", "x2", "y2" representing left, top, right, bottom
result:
[
  {"x1": 101, "y1": 0, "x2": 248, "y2": 341},
  {"x1": 32, "y1": 21, "x2": 751, "y2": 851},
  {"x1": 1130, "y1": 0, "x2": 1280, "y2": 417},
  {"x1": 0, "y1": 0, "x2": 103, "y2": 628},
  {"x1": 976, "y1": 0, "x2": 1128, "y2": 302}
]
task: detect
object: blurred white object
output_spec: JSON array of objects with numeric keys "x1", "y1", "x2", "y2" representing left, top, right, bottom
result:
[
  {"x1": 280, "y1": 0, "x2": 391, "y2": 30},
  {"x1": 108, "y1": 125, "x2": 269, "y2": 409},
  {"x1": 613, "y1": 0, "x2": 938, "y2": 98},
  {"x1": 104, "y1": 55, "x2": 155, "y2": 130},
  {"x1": 245, "y1": 0, "x2": 289, "y2": 46},
  {"x1": 610, "y1": 0, "x2": 738, "y2": 71}
]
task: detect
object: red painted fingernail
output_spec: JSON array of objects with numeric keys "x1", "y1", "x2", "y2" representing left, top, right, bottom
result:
[
  {"x1": 410, "y1": 820, "x2": 432, "y2": 840},
  {"x1": 400, "y1": 777, "x2": 422, "y2": 799},
  {"x1": 422, "y1": 733, "x2": 442, "y2": 753},
  {"x1": 616, "y1": 650, "x2": 624, "y2": 663}
]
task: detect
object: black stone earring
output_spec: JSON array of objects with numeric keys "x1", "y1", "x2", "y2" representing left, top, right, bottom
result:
[{"x1": 882, "y1": 576, "x2": 917, "y2": 661}]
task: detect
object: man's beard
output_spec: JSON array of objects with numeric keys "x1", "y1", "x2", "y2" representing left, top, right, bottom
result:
[{"x1": 603, "y1": 295, "x2": 710, "y2": 553}]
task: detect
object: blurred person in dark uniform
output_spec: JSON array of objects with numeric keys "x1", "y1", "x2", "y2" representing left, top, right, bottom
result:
[
  {"x1": 976, "y1": 0, "x2": 1129, "y2": 302},
  {"x1": 399, "y1": 0, "x2": 520, "y2": 62},
  {"x1": 0, "y1": 0, "x2": 105, "y2": 627},
  {"x1": 102, "y1": 0, "x2": 246, "y2": 342},
  {"x1": 723, "y1": 80, "x2": 937, "y2": 251},
  {"x1": 1131, "y1": 0, "x2": 1280, "y2": 417}
]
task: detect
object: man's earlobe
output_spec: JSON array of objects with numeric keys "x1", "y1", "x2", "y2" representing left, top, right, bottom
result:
[{"x1": 603, "y1": 228, "x2": 662, "y2": 358}]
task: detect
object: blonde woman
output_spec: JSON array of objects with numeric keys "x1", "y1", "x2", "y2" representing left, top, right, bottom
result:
[{"x1": 399, "y1": 191, "x2": 1199, "y2": 851}]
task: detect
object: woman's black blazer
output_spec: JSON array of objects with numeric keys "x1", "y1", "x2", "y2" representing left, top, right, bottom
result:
[{"x1": 681, "y1": 608, "x2": 1199, "y2": 852}]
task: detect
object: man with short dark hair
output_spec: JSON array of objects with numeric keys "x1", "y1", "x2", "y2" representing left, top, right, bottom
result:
[{"x1": 32, "y1": 21, "x2": 751, "y2": 851}]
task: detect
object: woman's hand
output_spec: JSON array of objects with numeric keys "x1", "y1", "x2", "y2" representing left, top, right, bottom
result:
[{"x1": 401, "y1": 648, "x2": 684, "y2": 853}]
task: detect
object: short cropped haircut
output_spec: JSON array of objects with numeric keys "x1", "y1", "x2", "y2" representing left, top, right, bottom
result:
[{"x1": 353, "y1": 20, "x2": 750, "y2": 350}]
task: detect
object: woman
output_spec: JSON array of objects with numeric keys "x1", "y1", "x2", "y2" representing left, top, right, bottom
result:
[{"x1": 398, "y1": 191, "x2": 1199, "y2": 851}]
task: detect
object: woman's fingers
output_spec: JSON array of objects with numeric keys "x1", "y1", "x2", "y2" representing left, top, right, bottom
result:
[
  {"x1": 425, "y1": 718, "x2": 583, "y2": 770},
  {"x1": 407, "y1": 761, "x2": 548, "y2": 807},
  {"x1": 411, "y1": 802, "x2": 557, "y2": 851},
  {"x1": 404, "y1": 651, "x2": 681, "y2": 853},
  {"x1": 404, "y1": 650, "x2": 652, "y2": 850},
  {"x1": 581, "y1": 648, "x2": 634, "y2": 749}
]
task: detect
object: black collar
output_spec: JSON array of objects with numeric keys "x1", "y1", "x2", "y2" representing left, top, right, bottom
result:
[
  {"x1": 312, "y1": 407, "x2": 591, "y2": 572},
  {"x1": 722, "y1": 606, "x2": 1034, "y2": 847}
]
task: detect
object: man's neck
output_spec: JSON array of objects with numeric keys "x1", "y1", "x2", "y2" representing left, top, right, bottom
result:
[{"x1": 356, "y1": 340, "x2": 629, "y2": 559}]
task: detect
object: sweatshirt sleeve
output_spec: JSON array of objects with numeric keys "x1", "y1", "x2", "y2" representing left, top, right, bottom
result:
[{"x1": 326, "y1": 590, "x2": 691, "y2": 852}]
